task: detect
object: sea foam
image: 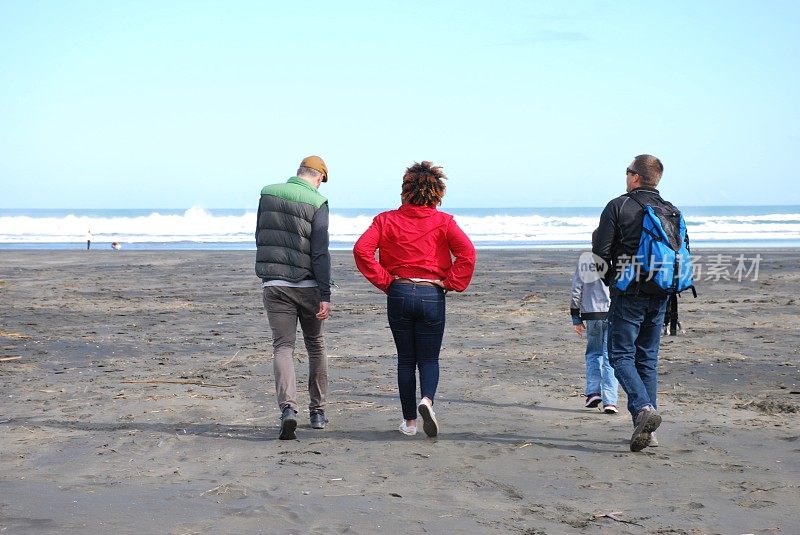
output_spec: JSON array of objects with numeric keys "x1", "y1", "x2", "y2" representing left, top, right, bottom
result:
[{"x1": 1, "y1": 206, "x2": 799, "y2": 249}]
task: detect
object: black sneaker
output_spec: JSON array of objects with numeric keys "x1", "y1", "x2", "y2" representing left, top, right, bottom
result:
[
  {"x1": 279, "y1": 407, "x2": 297, "y2": 440},
  {"x1": 310, "y1": 411, "x2": 328, "y2": 430},
  {"x1": 630, "y1": 407, "x2": 661, "y2": 452},
  {"x1": 584, "y1": 394, "x2": 602, "y2": 408}
]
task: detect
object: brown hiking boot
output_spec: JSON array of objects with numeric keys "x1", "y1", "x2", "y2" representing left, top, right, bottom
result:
[{"x1": 630, "y1": 407, "x2": 661, "y2": 452}]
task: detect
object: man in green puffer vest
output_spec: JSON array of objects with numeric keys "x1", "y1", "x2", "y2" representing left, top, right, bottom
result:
[{"x1": 255, "y1": 155, "x2": 332, "y2": 440}]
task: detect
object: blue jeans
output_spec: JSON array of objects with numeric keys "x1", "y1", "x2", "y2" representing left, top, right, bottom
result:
[
  {"x1": 607, "y1": 293, "x2": 667, "y2": 423},
  {"x1": 387, "y1": 282, "x2": 446, "y2": 421},
  {"x1": 584, "y1": 319, "x2": 618, "y2": 406}
]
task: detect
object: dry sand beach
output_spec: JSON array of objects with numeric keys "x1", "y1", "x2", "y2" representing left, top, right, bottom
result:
[{"x1": 1, "y1": 249, "x2": 798, "y2": 534}]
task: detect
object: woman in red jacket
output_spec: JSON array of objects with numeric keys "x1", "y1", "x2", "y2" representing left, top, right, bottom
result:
[{"x1": 353, "y1": 161, "x2": 476, "y2": 437}]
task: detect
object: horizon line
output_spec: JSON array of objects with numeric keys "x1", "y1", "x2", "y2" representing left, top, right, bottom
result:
[{"x1": 2, "y1": 203, "x2": 800, "y2": 212}]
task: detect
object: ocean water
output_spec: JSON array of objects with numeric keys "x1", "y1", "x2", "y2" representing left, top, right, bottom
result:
[{"x1": 1, "y1": 206, "x2": 799, "y2": 250}]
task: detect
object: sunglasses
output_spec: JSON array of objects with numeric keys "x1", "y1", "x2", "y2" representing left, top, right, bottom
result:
[{"x1": 626, "y1": 168, "x2": 638, "y2": 176}]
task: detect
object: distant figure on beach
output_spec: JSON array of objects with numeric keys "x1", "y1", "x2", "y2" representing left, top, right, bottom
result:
[
  {"x1": 353, "y1": 161, "x2": 476, "y2": 438},
  {"x1": 111, "y1": 242, "x2": 122, "y2": 250},
  {"x1": 86, "y1": 229, "x2": 92, "y2": 250},
  {"x1": 593, "y1": 154, "x2": 688, "y2": 451},
  {"x1": 570, "y1": 252, "x2": 618, "y2": 414},
  {"x1": 255, "y1": 155, "x2": 332, "y2": 440},
  {"x1": 663, "y1": 294, "x2": 683, "y2": 335}
]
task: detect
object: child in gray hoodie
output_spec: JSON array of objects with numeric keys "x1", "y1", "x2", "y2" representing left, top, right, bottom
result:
[{"x1": 570, "y1": 253, "x2": 619, "y2": 413}]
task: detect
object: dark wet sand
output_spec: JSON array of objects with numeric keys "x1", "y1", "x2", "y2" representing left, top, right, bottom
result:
[{"x1": 1, "y1": 249, "x2": 798, "y2": 534}]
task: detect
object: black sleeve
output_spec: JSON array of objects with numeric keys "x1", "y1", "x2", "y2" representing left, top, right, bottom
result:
[
  {"x1": 310, "y1": 203, "x2": 331, "y2": 301},
  {"x1": 255, "y1": 198, "x2": 262, "y2": 242},
  {"x1": 592, "y1": 200, "x2": 617, "y2": 286}
]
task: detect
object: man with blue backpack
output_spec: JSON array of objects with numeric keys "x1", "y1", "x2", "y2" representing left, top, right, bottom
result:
[{"x1": 592, "y1": 154, "x2": 694, "y2": 452}]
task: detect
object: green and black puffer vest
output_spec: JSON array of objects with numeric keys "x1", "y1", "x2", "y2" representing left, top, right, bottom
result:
[{"x1": 255, "y1": 177, "x2": 327, "y2": 282}]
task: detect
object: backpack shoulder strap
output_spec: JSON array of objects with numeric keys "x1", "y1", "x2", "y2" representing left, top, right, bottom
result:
[{"x1": 624, "y1": 192, "x2": 647, "y2": 210}]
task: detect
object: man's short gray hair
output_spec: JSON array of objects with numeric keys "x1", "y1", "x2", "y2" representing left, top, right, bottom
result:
[{"x1": 297, "y1": 166, "x2": 323, "y2": 179}]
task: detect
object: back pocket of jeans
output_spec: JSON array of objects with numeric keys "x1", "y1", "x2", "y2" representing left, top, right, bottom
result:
[
  {"x1": 387, "y1": 296, "x2": 405, "y2": 322},
  {"x1": 421, "y1": 299, "x2": 445, "y2": 326}
]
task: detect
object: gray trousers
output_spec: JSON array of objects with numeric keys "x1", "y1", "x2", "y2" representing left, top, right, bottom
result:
[{"x1": 262, "y1": 286, "x2": 328, "y2": 413}]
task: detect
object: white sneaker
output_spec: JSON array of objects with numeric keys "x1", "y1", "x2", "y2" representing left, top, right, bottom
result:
[
  {"x1": 399, "y1": 420, "x2": 417, "y2": 436},
  {"x1": 417, "y1": 398, "x2": 439, "y2": 437},
  {"x1": 603, "y1": 404, "x2": 619, "y2": 414}
]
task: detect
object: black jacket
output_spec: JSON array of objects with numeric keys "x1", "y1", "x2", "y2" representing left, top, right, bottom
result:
[{"x1": 592, "y1": 187, "x2": 685, "y2": 291}]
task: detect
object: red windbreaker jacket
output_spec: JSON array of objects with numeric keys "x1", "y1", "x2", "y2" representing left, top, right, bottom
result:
[{"x1": 353, "y1": 204, "x2": 476, "y2": 293}]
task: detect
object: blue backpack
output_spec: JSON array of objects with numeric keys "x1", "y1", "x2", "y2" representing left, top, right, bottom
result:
[{"x1": 615, "y1": 194, "x2": 696, "y2": 297}]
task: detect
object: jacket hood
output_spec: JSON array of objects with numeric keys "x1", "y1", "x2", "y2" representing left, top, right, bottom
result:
[{"x1": 397, "y1": 204, "x2": 439, "y2": 218}]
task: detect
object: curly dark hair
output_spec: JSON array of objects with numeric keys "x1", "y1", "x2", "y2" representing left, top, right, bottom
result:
[{"x1": 401, "y1": 161, "x2": 447, "y2": 207}]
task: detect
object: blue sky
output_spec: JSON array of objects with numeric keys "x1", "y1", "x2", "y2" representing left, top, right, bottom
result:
[{"x1": 1, "y1": 1, "x2": 798, "y2": 209}]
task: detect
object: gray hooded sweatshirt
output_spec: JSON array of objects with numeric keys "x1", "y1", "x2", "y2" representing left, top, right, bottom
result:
[{"x1": 570, "y1": 256, "x2": 610, "y2": 325}]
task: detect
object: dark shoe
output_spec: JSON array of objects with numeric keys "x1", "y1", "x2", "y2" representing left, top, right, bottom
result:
[
  {"x1": 310, "y1": 411, "x2": 328, "y2": 430},
  {"x1": 585, "y1": 394, "x2": 602, "y2": 408},
  {"x1": 279, "y1": 407, "x2": 297, "y2": 440},
  {"x1": 630, "y1": 407, "x2": 661, "y2": 452}
]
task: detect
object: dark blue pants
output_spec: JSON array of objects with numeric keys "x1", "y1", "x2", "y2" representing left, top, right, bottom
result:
[
  {"x1": 387, "y1": 282, "x2": 446, "y2": 420},
  {"x1": 607, "y1": 293, "x2": 667, "y2": 424}
]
